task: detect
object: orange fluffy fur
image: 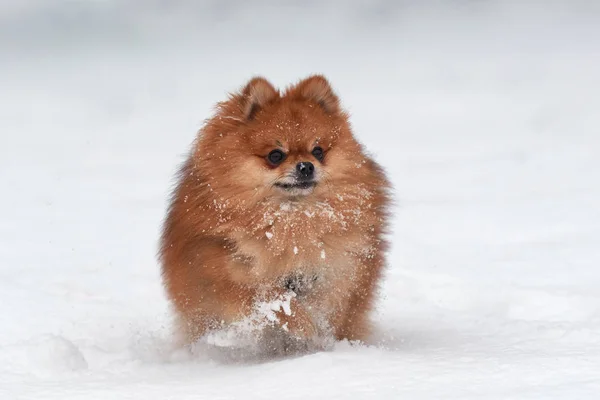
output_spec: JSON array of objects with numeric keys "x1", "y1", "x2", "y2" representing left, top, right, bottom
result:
[{"x1": 159, "y1": 75, "x2": 390, "y2": 352}]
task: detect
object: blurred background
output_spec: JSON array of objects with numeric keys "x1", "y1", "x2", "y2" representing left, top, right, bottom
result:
[{"x1": 1, "y1": 1, "x2": 600, "y2": 397}]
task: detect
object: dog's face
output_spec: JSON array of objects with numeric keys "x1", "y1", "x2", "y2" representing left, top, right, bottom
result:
[
  {"x1": 196, "y1": 76, "x2": 367, "y2": 205},
  {"x1": 262, "y1": 141, "x2": 322, "y2": 197}
]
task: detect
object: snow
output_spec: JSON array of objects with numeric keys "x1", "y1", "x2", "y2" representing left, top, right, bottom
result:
[
  {"x1": 1, "y1": 0, "x2": 600, "y2": 398},
  {"x1": 202, "y1": 292, "x2": 296, "y2": 351}
]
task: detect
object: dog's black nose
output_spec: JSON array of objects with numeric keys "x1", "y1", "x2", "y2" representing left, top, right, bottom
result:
[{"x1": 296, "y1": 162, "x2": 315, "y2": 180}]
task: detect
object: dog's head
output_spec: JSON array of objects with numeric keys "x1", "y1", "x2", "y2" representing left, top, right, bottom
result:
[{"x1": 195, "y1": 75, "x2": 369, "y2": 204}]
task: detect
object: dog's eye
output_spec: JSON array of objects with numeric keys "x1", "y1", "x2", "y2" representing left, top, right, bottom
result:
[
  {"x1": 267, "y1": 149, "x2": 286, "y2": 166},
  {"x1": 311, "y1": 146, "x2": 324, "y2": 161}
]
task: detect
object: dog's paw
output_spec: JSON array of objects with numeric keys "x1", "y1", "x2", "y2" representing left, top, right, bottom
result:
[
  {"x1": 275, "y1": 299, "x2": 317, "y2": 339},
  {"x1": 255, "y1": 289, "x2": 317, "y2": 341}
]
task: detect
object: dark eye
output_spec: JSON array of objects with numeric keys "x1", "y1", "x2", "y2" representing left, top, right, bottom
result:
[
  {"x1": 267, "y1": 149, "x2": 286, "y2": 165},
  {"x1": 311, "y1": 146, "x2": 324, "y2": 161}
]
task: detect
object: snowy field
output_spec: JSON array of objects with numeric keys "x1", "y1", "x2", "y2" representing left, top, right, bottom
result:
[{"x1": 1, "y1": 1, "x2": 600, "y2": 398}]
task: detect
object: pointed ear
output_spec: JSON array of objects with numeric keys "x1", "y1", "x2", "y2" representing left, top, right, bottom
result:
[
  {"x1": 291, "y1": 75, "x2": 340, "y2": 114},
  {"x1": 240, "y1": 77, "x2": 279, "y2": 120}
]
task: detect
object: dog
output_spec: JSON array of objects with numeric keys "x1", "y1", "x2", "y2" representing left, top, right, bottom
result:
[{"x1": 159, "y1": 75, "x2": 390, "y2": 354}]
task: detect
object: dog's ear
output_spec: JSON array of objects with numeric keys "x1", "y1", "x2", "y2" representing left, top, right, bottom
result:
[
  {"x1": 239, "y1": 77, "x2": 279, "y2": 120},
  {"x1": 290, "y1": 75, "x2": 340, "y2": 115}
]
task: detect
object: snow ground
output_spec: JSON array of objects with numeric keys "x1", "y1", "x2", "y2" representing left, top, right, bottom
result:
[{"x1": 1, "y1": 1, "x2": 600, "y2": 398}]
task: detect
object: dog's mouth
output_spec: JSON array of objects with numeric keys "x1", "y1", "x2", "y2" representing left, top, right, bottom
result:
[{"x1": 274, "y1": 181, "x2": 317, "y2": 191}]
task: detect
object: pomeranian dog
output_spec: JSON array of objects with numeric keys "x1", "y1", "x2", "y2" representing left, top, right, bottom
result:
[{"x1": 160, "y1": 75, "x2": 390, "y2": 354}]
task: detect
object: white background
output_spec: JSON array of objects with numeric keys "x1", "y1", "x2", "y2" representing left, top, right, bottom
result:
[{"x1": 1, "y1": 1, "x2": 599, "y2": 398}]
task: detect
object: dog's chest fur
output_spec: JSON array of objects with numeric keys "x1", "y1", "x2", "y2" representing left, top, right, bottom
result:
[{"x1": 228, "y1": 199, "x2": 370, "y2": 284}]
